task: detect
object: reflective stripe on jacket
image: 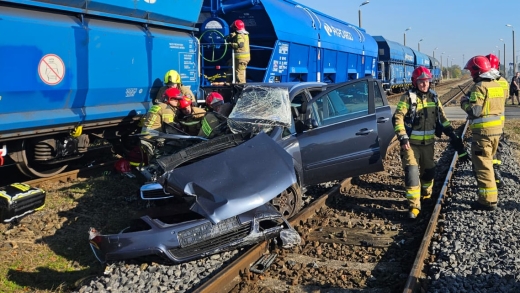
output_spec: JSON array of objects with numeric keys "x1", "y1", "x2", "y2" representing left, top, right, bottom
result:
[
  {"x1": 393, "y1": 89, "x2": 450, "y2": 145},
  {"x1": 230, "y1": 32, "x2": 250, "y2": 61},
  {"x1": 461, "y1": 79, "x2": 505, "y2": 135},
  {"x1": 141, "y1": 103, "x2": 177, "y2": 133}
]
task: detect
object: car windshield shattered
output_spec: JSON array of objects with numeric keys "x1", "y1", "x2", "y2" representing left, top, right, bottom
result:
[{"x1": 227, "y1": 85, "x2": 292, "y2": 134}]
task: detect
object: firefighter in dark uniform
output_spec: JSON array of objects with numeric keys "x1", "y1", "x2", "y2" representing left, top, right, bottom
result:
[
  {"x1": 226, "y1": 20, "x2": 250, "y2": 84},
  {"x1": 155, "y1": 70, "x2": 196, "y2": 105},
  {"x1": 393, "y1": 66, "x2": 466, "y2": 219},
  {"x1": 486, "y1": 54, "x2": 508, "y2": 189},
  {"x1": 198, "y1": 92, "x2": 230, "y2": 139},
  {"x1": 461, "y1": 55, "x2": 506, "y2": 210},
  {"x1": 177, "y1": 98, "x2": 206, "y2": 136}
]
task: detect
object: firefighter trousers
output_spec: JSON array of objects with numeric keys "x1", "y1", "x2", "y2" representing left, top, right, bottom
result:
[
  {"x1": 227, "y1": 59, "x2": 249, "y2": 84},
  {"x1": 471, "y1": 133, "x2": 500, "y2": 207},
  {"x1": 400, "y1": 143, "x2": 436, "y2": 210}
]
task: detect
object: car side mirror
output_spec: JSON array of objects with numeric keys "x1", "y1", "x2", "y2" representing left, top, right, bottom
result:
[{"x1": 304, "y1": 118, "x2": 318, "y2": 130}]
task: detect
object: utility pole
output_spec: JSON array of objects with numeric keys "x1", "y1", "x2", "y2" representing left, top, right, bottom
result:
[
  {"x1": 404, "y1": 27, "x2": 411, "y2": 46},
  {"x1": 358, "y1": 1, "x2": 369, "y2": 28}
]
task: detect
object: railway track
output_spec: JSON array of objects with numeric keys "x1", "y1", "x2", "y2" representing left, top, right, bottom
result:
[
  {"x1": 0, "y1": 144, "x2": 117, "y2": 187},
  {"x1": 387, "y1": 78, "x2": 471, "y2": 104}
]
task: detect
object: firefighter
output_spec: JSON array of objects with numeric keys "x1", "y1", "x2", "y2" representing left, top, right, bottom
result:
[
  {"x1": 198, "y1": 92, "x2": 230, "y2": 139},
  {"x1": 486, "y1": 53, "x2": 508, "y2": 189},
  {"x1": 177, "y1": 97, "x2": 206, "y2": 136},
  {"x1": 141, "y1": 87, "x2": 183, "y2": 134},
  {"x1": 155, "y1": 70, "x2": 196, "y2": 105},
  {"x1": 461, "y1": 55, "x2": 506, "y2": 210},
  {"x1": 393, "y1": 66, "x2": 466, "y2": 219},
  {"x1": 226, "y1": 19, "x2": 250, "y2": 84}
]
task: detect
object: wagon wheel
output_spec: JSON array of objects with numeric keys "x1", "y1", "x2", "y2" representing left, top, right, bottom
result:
[
  {"x1": 9, "y1": 140, "x2": 68, "y2": 178},
  {"x1": 270, "y1": 183, "x2": 303, "y2": 219}
]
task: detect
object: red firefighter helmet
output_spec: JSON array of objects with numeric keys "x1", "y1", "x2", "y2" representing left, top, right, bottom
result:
[
  {"x1": 179, "y1": 97, "x2": 192, "y2": 109},
  {"x1": 232, "y1": 19, "x2": 245, "y2": 31},
  {"x1": 411, "y1": 66, "x2": 432, "y2": 87},
  {"x1": 114, "y1": 158, "x2": 132, "y2": 173},
  {"x1": 205, "y1": 92, "x2": 224, "y2": 107},
  {"x1": 164, "y1": 88, "x2": 183, "y2": 102},
  {"x1": 465, "y1": 55, "x2": 491, "y2": 78},
  {"x1": 485, "y1": 53, "x2": 500, "y2": 70}
]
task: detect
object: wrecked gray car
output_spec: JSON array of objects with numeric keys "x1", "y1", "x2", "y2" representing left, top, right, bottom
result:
[
  {"x1": 139, "y1": 78, "x2": 393, "y2": 218},
  {"x1": 89, "y1": 132, "x2": 301, "y2": 263},
  {"x1": 89, "y1": 78, "x2": 393, "y2": 263}
]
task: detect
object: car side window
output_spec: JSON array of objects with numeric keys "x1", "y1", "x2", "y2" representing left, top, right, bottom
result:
[
  {"x1": 284, "y1": 91, "x2": 307, "y2": 136},
  {"x1": 310, "y1": 81, "x2": 369, "y2": 126},
  {"x1": 374, "y1": 82, "x2": 385, "y2": 107}
]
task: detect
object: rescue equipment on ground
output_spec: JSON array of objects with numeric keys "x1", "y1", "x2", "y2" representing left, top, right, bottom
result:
[{"x1": 0, "y1": 183, "x2": 46, "y2": 223}]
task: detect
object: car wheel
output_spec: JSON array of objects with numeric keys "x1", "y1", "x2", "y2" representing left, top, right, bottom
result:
[{"x1": 270, "y1": 183, "x2": 303, "y2": 219}]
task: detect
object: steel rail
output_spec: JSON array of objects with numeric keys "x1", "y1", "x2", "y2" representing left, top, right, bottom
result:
[
  {"x1": 193, "y1": 179, "x2": 352, "y2": 293},
  {"x1": 402, "y1": 86, "x2": 471, "y2": 292}
]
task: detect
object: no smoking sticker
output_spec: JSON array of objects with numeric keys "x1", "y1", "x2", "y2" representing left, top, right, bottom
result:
[{"x1": 38, "y1": 54, "x2": 65, "y2": 85}]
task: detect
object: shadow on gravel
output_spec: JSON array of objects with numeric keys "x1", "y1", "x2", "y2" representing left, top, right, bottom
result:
[
  {"x1": 7, "y1": 267, "x2": 95, "y2": 292},
  {"x1": 424, "y1": 273, "x2": 520, "y2": 292},
  {"x1": 6, "y1": 172, "x2": 145, "y2": 292}
]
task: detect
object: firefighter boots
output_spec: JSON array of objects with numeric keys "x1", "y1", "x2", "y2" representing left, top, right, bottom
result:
[{"x1": 408, "y1": 208, "x2": 420, "y2": 219}]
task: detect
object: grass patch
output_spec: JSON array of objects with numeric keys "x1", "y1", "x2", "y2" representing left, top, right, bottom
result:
[
  {"x1": 0, "y1": 174, "x2": 143, "y2": 293},
  {"x1": 504, "y1": 118, "x2": 520, "y2": 159}
]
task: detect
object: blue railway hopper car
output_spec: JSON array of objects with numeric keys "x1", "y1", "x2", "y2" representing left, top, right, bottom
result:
[
  {"x1": 373, "y1": 36, "x2": 414, "y2": 93},
  {"x1": 198, "y1": 0, "x2": 378, "y2": 87},
  {"x1": 411, "y1": 48, "x2": 431, "y2": 70},
  {"x1": 428, "y1": 56, "x2": 441, "y2": 85},
  {"x1": 0, "y1": 0, "x2": 203, "y2": 178}
]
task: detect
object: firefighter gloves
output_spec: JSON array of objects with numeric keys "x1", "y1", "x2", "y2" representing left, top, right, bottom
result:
[
  {"x1": 449, "y1": 135, "x2": 470, "y2": 162},
  {"x1": 398, "y1": 134, "x2": 409, "y2": 146}
]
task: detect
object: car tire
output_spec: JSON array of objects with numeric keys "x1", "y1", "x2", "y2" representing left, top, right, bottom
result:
[{"x1": 270, "y1": 182, "x2": 303, "y2": 219}]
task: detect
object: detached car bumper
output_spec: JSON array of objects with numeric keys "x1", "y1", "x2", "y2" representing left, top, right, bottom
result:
[{"x1": 89, "y1": 204, "x2": 293, "y2": 263}]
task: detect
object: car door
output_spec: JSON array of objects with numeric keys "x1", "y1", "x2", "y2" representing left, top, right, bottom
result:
[
  {"x1": 296, "y1": 78, "x2": 384, "y2": 186},
  {"x1": 373, "y1": 80, "x2": 394, "y2": 159}
]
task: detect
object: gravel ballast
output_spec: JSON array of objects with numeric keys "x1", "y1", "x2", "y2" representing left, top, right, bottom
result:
[{"x1": 427, "y1": 136, "x2": 520, "y2": 293}]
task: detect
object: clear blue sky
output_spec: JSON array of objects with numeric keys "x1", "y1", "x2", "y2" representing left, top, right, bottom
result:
[{"x1": 295, "y1": 0, "x2": 520, "y2": 70}]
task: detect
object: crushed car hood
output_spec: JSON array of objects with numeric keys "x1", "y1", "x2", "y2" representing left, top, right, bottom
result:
[{"x1": 160, "y1": 132, "x2": 296, "y2": 224}]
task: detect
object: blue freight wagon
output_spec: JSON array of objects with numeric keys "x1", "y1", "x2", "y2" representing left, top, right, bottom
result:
[
  {"x1": 411, "y1": 48, "x2": 431, "y2": 70},
  {"x1": 428, "y1": 56, "x2": 441, "y2": 85},
  {"x1": 197, "y1": 0, "x2": 378, "y2": 89},
  {"x1": 0, "y1": 0, "x2": 203, "y2": 178},
  {"x1": 373, "y1": 36, "x2": 414, "y2": 93}
]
